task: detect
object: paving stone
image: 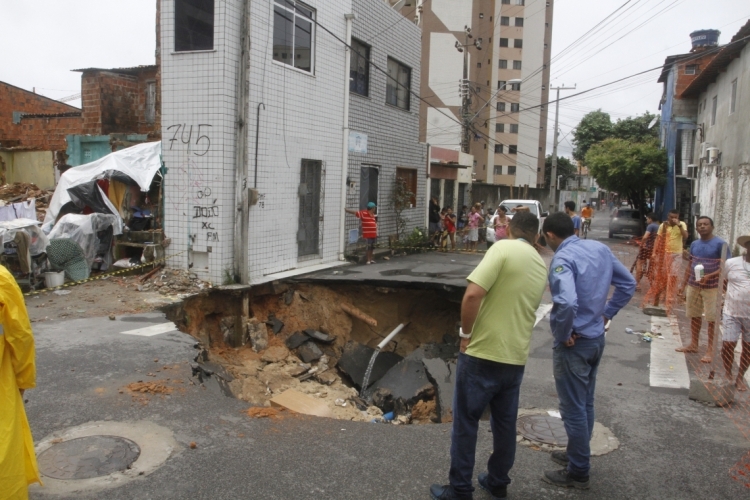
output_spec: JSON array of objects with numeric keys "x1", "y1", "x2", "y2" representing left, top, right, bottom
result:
[
  {"x1": 297, "y1": 341, "x2": 323, "y2": 363},
  {"x1": 285, "y1": 331, "x2": 309, "y2": 350},
  {"x1": 337, "y1": 341, "x2": 403, "y2": 390},
  {"x1": 371, "y1": 359, "x2": 433, "y2": 414},
  {"x1": 422, "y1": 358, "x2": 456, "y2": 423},
  {"x1": 303, "y1": 329, "x2": 336, "y2": 344}
]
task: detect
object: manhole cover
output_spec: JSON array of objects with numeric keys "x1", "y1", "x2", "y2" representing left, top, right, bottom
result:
[
  {"x1": 38, "y1": 435, "x2": 141, "y2": 480},
  {"x1": 516, "y1": 415, "x2": 568, "y2": 447}
]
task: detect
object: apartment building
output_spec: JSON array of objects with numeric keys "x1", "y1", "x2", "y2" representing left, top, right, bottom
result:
[{"x1": 409, "y1": 0, "x2": 553, "y2": 190}]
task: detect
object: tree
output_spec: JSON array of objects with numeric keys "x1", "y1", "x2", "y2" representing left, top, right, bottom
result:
[
  {"x1": 572, "y1": 110, "x2": 612, "y2": 162},
  {"x1": 544, "y1": 154, "x2": 576, "y2": 188},
  {"x1": 611, "y1": 112, "x2": 659, "y2": 143},
  {"x1": 391, "y1": 176, "x2": 415, "y2": 241},
  {"x1": 585, "y1": 138, "x2": 667, "y2": 220}
]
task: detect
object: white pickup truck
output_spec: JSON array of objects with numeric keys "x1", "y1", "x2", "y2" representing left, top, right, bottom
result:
[{"x1": 487, "y1": 199, "x2": 549, "y2": 246}]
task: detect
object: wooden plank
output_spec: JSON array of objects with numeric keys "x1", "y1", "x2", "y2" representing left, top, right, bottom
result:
[
  {"x1": 340, "y1": 303, "x2": 378, "y2": 327},
  {"x1": 269, "y1": 389, "x2": 334, "y2": 418}
]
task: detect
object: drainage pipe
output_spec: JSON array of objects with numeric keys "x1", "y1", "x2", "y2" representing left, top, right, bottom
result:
[
  {"x1": 377, "y1": 323, "x2": 407, "y2": 350},
  {"x1": 338, "y1": 13, "x2": 357, "y2": 261}
]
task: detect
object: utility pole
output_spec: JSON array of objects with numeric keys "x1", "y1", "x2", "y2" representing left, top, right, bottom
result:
[
  {"x1": 548, "y1": 85, "x2": 576, "y2": 210},
  {"x1": 456, "y1": 26, "x2": 481, "y2": 154}
]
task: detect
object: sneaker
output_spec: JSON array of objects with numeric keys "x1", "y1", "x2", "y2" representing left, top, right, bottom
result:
[
  {"x1": 429, "y1": 484, "x2": 473, "y2": 500},
  {"x1": 550, "y1": 450, "x2": 569, "y2": 466},
  {"x1": 541, "y1": 469, "x2": 590, "y2": 490},
  {"x1": 477, "y1": 473, "x2": 507, "y2": 499}
]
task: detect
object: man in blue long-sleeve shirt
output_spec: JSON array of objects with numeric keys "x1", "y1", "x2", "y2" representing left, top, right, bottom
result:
[{"x1": 540, "y1": 212, "x2": 636, "y2": 489}]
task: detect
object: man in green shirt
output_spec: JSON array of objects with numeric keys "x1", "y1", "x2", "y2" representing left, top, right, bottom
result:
[{"x1": 430, "y1": 212, "x2": 548, "y2": 500}]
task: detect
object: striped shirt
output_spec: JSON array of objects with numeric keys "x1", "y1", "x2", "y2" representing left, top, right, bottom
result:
[{"x1": 356, "y1": 210, "x2": 377, "y2": 239}]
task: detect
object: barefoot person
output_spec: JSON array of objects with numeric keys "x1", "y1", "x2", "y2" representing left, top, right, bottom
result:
[
  {"x1": 677, "y1": 216, "x2": 730, "y2": 363},
  {"x1": 720, "y1": 234, "x2": 750, "y2": 391},
  {"x1": 635, "y1": 213, "x2": 660, "y2": 292},
  {"x1": 429, "y1": 212, "x2": 548, "y2": 500}
]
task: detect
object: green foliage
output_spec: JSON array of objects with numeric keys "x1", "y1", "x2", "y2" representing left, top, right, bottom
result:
[
  {"x1": 585, "y1": 138, "x2": 667, "y2": 216},
  {"x1": 572, "y1": 110, "x2": 613, "y2": 162},
  {"x1": 405, "y1": 227, "x2": 429, "y2": 248},
  {"x1": 611, "y1": 112, "x2": 659, "y2": 143},
  {"x1": 223, "y1": 267, "x2": 237, "y2": 285},
  {"x1": 391, "y1": 176, "x2": 415, "y2": 240},
  {"x1": 544, "y1": 154, "x2": 576, "y2": 188}
]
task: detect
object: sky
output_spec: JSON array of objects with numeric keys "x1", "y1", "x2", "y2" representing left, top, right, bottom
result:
[{"x1": 0, "y1": 0, "x2": 748, "y2": 160}]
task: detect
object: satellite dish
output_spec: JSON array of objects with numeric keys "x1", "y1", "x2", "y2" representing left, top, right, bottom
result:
[{"x1": 648, "y1": 117, "x2": 658, "y2": 129}]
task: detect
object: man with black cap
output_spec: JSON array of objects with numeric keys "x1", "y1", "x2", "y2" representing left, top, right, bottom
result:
[{"x1": 345, "y1": 202, "x2": 378, "y2": 264}]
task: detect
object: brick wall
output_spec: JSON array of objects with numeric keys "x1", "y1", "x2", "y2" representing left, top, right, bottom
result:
[
  {"x1": 675, "y1": 52, "x2": 717, "y2": 98},
  {"x1": 0, "y1": 82, "x2": 82, "y2": 149},
  {"x1": 15, "y1": 115, "x2": 84, "y2": 152}
]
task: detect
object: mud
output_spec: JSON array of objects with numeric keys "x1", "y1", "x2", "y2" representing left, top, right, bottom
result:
[{"x1": 166, "y1": 283, "x2": 462, "y2": 423}]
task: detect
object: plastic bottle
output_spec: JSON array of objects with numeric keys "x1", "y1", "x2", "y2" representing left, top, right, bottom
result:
[{"x1": 694, "y1": 263, "x2": 705, "y2": 282}]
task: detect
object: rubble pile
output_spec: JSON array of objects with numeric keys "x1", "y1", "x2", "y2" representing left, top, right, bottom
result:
[
  {"x1": 0, "y1": 182, "x2": 54, "y2": 221},
  {"x1": 171, "y1": 284, "x2": 463, "y2": 425},
  {"x1": 120, "y1": 268, "x2": 213, "y2": 296}
]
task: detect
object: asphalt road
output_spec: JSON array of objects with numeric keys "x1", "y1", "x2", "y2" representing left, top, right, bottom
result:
[{"x1": 25, "y1": 213, "x2": 750, "y2": 499}]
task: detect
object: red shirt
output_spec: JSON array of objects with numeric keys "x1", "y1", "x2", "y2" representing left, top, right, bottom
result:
[
  {"x1": 444, "y1": 215, "x2": 456, "y2": 233},
  {"x1": 356, "y1": 210, "x2": 378, "y2": 239}
]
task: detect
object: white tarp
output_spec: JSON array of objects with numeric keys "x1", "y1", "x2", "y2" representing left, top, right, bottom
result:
[
  {"x1": 48, "y1": 213, "x2": 119, "y2": 267},
  {"x1": 43, "y1": 141, "x2": 162, "y2": 232}
]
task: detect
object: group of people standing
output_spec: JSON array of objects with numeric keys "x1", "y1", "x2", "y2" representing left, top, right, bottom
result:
[
  {"x1": 431, "y1": 210, "x2": 636, "y2": 499},
  {"x1": 429, "y1": 198, "x2": 521, "y2": 253}
]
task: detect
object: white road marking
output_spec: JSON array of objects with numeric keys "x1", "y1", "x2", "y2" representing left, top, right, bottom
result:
[
  {"x1": 534, "y1": 303, "x2": 553, "y2": 327},
  {"x1": 649, "y1": 316, "x2": 690, "y2": 389},
  {"x1": 120, "y1": 322, "x2": 178, "y2": 337}
]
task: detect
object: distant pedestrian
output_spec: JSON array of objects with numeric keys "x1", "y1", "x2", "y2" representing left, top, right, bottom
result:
[
  {"x1": 677, "y1": 216, "x2": 730, "y2": 363},
  {"x1": 492, "y1": 206, "x2": 509, "y2": 242},
  {"x1": 0, "y1": 265, "x2": 41, "y2": 498},
  {"x1": 720, "y1": 234, "x2": 750, "y2": 391},
  {"x1": 440, "y1": 207, "x2": 457, "y2": 251},
  {"x1": 467, "y1": 205, "x2": 481, "y2": 252},
  {"x1": 649, "y1": 209, "x2": 687, "y2": 309},
  {"x1": 635, "y1": 213, "x2": 660, "y2": 292},
  {"x1": 430, "y1": 212, "x2": 548, "y2": 500},
  {"x1": 478, "y1": 202, "x2": 487, "y2": 245},
  {"x1": 345, "y1": 202, "x2": 378, "y2": 264},
  {"x1": 541, "y1": 212, "x2": 635, "y2": 490},
  {"x1": 485, "y1": 208, "x2": 495, "y2": 250},
  {"x1": 563, "y1": 201, "x2": 581, "y2": 236},
  {"x1": 429, "y1": 197, "x2": 442, "y2": 239}
]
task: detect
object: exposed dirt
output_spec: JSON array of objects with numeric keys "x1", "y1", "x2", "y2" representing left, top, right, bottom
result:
[
  {"x1": 245, "y1": 407, "x2": 289, "y2": 420},
  {"x1": 125, "y1": 380, "x2": 173, "y2": 394}
]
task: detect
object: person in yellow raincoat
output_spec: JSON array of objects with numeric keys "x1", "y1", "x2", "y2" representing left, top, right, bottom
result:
[{"x1": 0, "y1": 265, "x2": 41, "y2": 499}]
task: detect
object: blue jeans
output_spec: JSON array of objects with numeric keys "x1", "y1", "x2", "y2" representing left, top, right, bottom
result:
[
  {"x1": 553, "y1": 334, "x2": 605, "y2": 477},
  {"x1": 449, "y1": 353, "x2": 525, "y2": 496}
]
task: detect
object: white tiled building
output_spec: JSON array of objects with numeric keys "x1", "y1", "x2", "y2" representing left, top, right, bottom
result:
[
  {"x1": 161, "y1": 0, "x2": 425, "y2": 284},
  {"x1": 161, "y1": 0, "x2": 352, "y2": 284}
]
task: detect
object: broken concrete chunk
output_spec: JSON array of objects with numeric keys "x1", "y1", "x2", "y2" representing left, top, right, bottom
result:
[
  {"x1": 371, "y1": 359, "x2": 433, "y2": 415},
  {"x1": 315, "y1": 370, "x2": 338, "y2": 386},
  {"x1": 283, "y1": 288, "x2": 295, "y2": 305},
  {"x1": 337, "y1": 341, "x2": 403, "y2": 390},
  {"x1": 287, "y1": 365, "x2": 310, "y2": 377},
  {"x1": 220, "y1": 316, "x2": 235, "y2": 344},
  {"x1": 246, "y1": 318, "x2": 268, "y2": 352},
  {"x1": 423, "y1": 358, "x2": 456, "y2": 423},
  {"x1": 285, "y1": 331, "x2": 309, "y2": 350},
  {"x1": 266, "y1": 314, "x2": 284, "y2": 334},
  {"x1": 689, "y1": 378, "x2": 735, "y2": 406},
  {"x1": 270, "y1": 389, "x2": 334, "y2": 418},
  {"x1": 261, "y1": 346, "x2": 290, "y2": 363},
  {"x1": 297, "y1": 341, "x2": 323, "y2": 363},
  {"x1": 303, "y1": 329, "x2": 336, "y2": 344}
]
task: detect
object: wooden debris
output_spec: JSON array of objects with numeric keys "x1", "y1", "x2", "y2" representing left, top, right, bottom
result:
[
  {"x1": 270, "y1": 389, "x2": 334, "y2": 418},
  {"x1": 340, "y1": 303, "x2": 378, "y2": 327}
]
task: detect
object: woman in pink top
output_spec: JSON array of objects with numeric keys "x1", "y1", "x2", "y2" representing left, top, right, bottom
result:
[{"x1": 467, "y1": 205, "x2": 481, "y2": 252}]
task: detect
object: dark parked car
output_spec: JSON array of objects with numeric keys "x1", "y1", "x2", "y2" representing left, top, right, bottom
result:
[{"x1": 609, "y1": 208, "x2": 643, "y2": 238}]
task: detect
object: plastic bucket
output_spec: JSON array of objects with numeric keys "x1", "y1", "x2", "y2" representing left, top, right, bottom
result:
[{"x1": 44, "y1": 271, "x2": 65, "y2": 288}]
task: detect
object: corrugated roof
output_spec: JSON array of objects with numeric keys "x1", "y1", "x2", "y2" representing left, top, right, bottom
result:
[
  {"x1": 657, "y1": 54, "x2": 691, "y2": 83},
  {"x1": 681, "y1": 20, "x2": 750, "y2": 98},
  {"x1": 71, "y1": 65, "x2": 158, "y2": 75}
]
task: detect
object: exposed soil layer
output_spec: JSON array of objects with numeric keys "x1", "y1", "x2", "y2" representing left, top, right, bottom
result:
[{"x1": 167, "y1": 283, "x2": 462, "y2": 423}]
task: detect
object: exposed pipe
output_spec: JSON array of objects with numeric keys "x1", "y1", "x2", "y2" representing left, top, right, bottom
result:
[
  {"x1": 377, "y1": 322, "x2": 407, "y2": 350},
  {"x1": 338, "y1": 13, "x2": 357, "y2": 261},
  {"x1": 254, "y1": 103, "x2": 265, "y2": 188}
]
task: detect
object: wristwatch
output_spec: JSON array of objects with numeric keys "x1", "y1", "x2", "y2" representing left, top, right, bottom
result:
[{"x1": 459, "y1": 327, "x2": 472, "y2": 339}]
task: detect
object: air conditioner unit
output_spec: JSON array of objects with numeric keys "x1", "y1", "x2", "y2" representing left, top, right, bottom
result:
[
  {"x1": 700, "y1": 142, "x2": 711, "y2": 160},
  {"x1": 687, "y1": 164, "x2": 698, "y2": 178},
  {"x1": 707, "y1": 147, "x2": 720, "y2": 164}
]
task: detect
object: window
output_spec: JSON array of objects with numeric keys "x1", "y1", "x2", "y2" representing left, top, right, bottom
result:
[
  {"x1": 510, "y1": 124, "x2": 519, "y2": 133},
  {"x1": 515, "y1": 17, "x2": 524, "y2": 27},
  {"x1": 386, "y1": 57, "x2": 411, "y2": 110},
  {"x1": 145, "y1": 81, "x2": 156, "y2": 124},
  {"x1": 501, "y1": 16, "x2": 510, "y2": 26},
  {"x1": 497, "y1": 102, "x2": 506, "y2": 112},
  {"x1": 175, "y1": 0, "x2": 214, "y2": 51},
  {"x1": 509, "y1": 145, "x2": 517, "y2": 154},
  {"x1": 514, "y1": 39, "x2": 523, "y2": 48},
  {"x1": 494, "y1": 144, "x2": 504, "y2": 154},
  {"x1": 499, "y1": 38, "x2": 509, "y2": 47},
  {"x1": 498, "y1": 80, "x2": 506, "y2": 89},
  {"x1": 350, "y1": 38, "x2": 370, "y2": 96},
  {"x1": 510, "y1": 103, "x2": 520, "y2": 112},
  {"x1": 508, "y1": 165, "x2": 517, "y2": 175},
  {"x1": 711, "y1": 95, "x2": 717, "y2": 125},
  {"x1": 499, "y1": 59, "x2": 508, "y2": 69},
  {"x1": 513, "y1": 60, "x2": 522, "y2": 70},
  {"x1": 273, "y1": 0, "x2": 315, "y2": 72},
  {"x1": 730, "y1": 79, "x2": 738, "y2": 114},
  {"x1": 396, "y1": 168, "x2": 417, "y2": 207},
  {"x1": 496, "y1": 123, "x2": 505, "y2": 132},
  {"x1": 515, "y1": 0, "x2": 525, "y2": 4},
  {"x1": 511, "y1": 82, "x2": 521, "y2": 91},
  {"x1": 477, "y1": 62, "x2": 482, "y2": 68},
  {"x1": 494, "y1": 166, "x2": 504, "y2": 176},
  {"x1": 502, "y1": 0, "x2": 510, "y2": 4},
  {"x1": 685, "y1": 64, "x2": 697, "y2": 75}
]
